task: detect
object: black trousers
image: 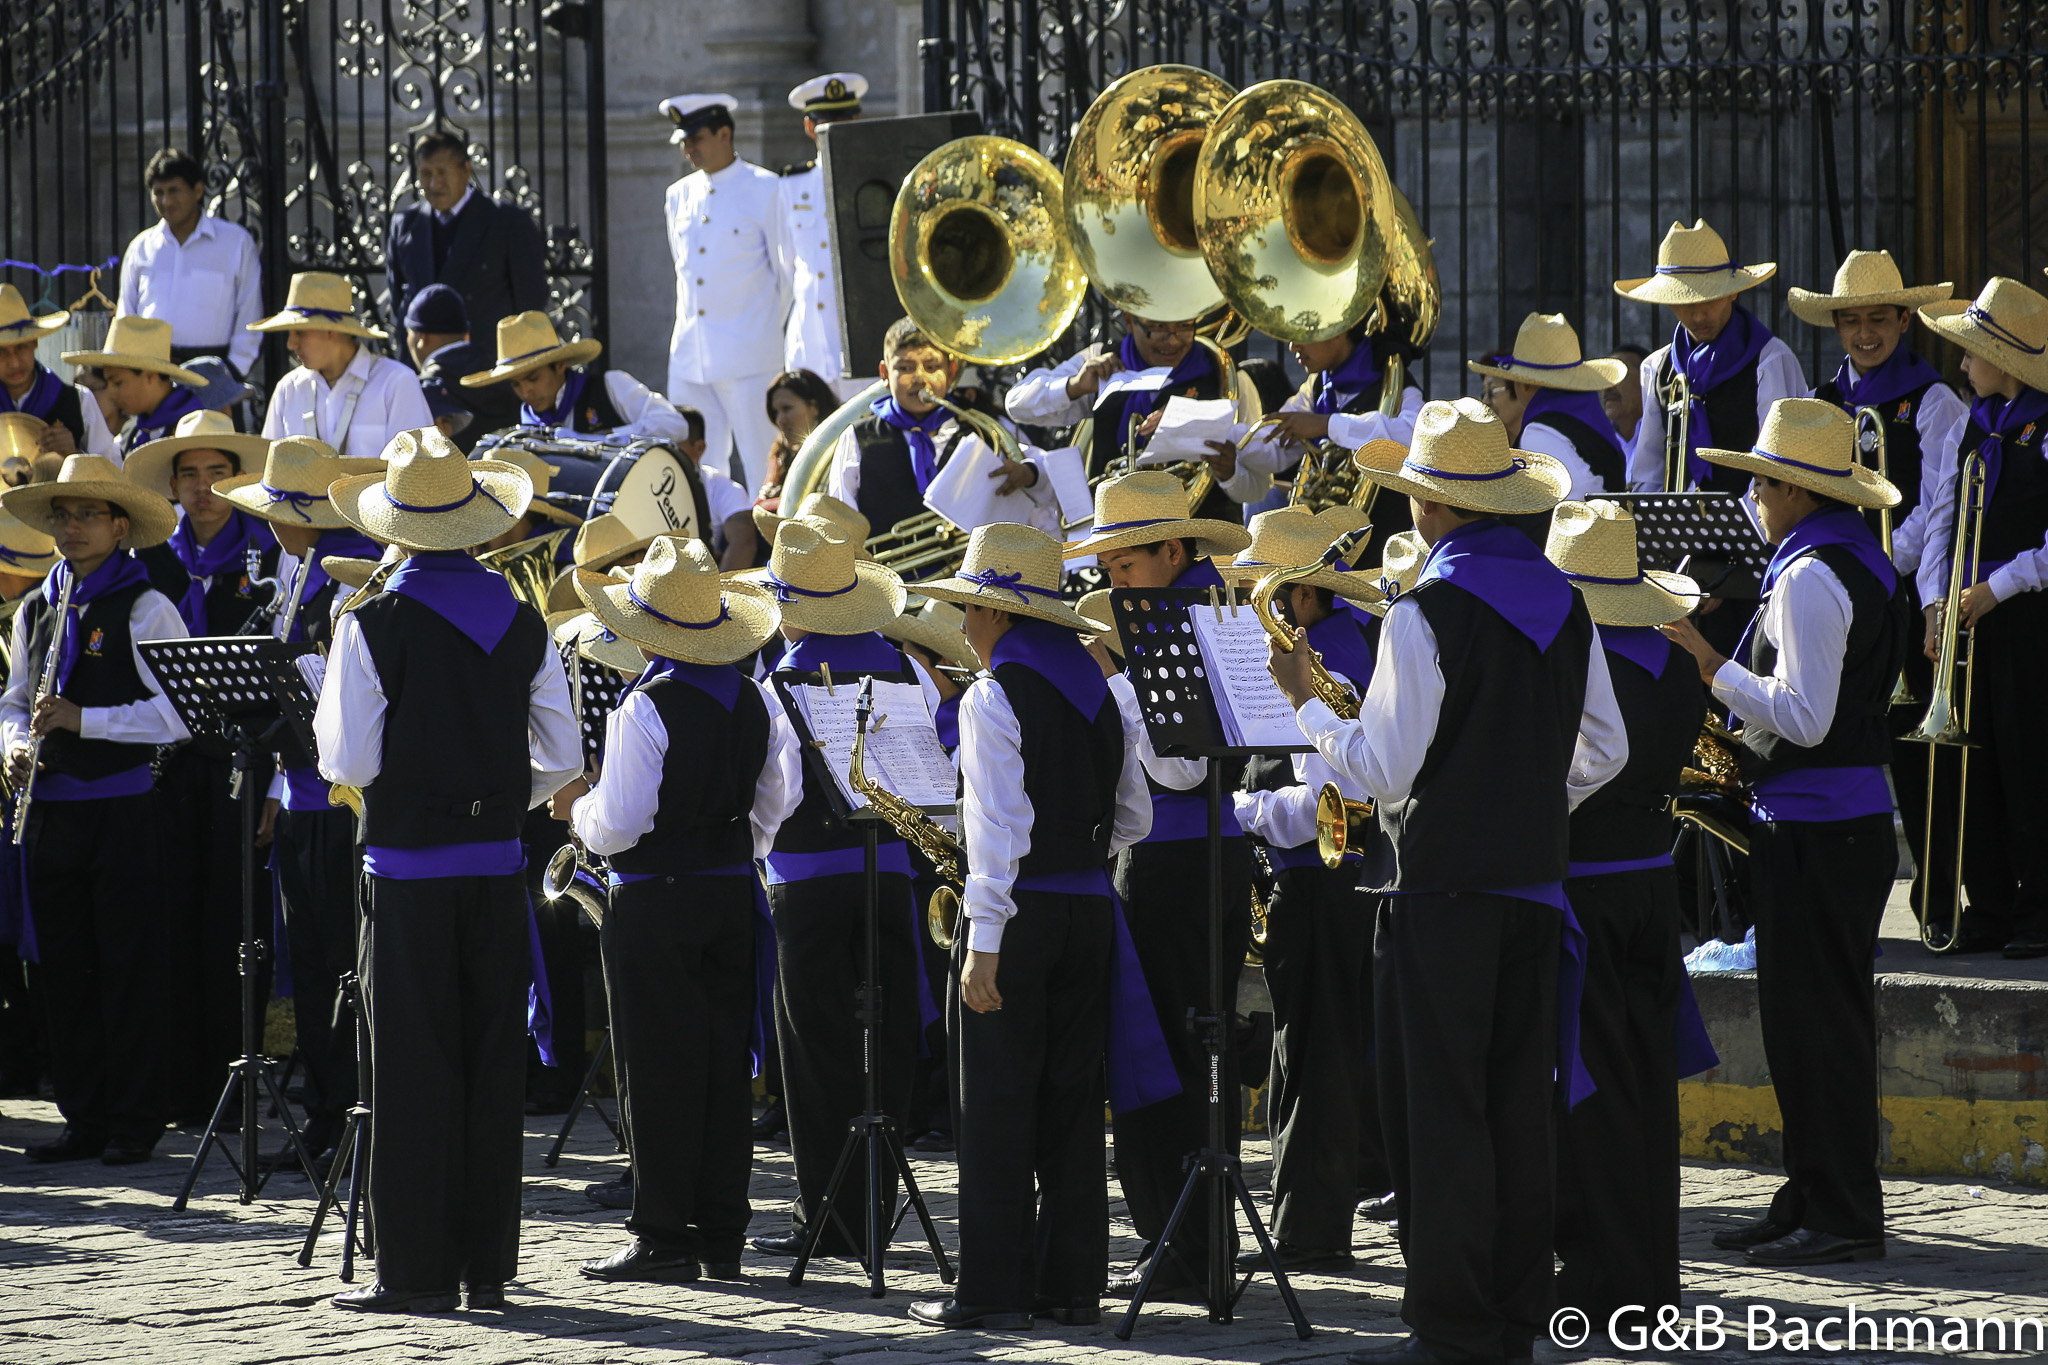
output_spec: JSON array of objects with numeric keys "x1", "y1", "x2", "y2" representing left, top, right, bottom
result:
[
  {"x1": 905, "y1": 867, "x2": 954, "y2": 1139},
  {"x1": 954, "y1": 888, "x2": 1112, "y2": 1311},
  {"x1": 767, "y1": 868, "x2": 919, "y2": 1253},
  {"x1": 25, "y1": 793, "x2": 168, "y2": 1144},
  {"x1": 602, "y1": 874, "x2": 757, "y2": 1260},
  {"x1": 361, "y1": 872, "x2": 529, "y2": 1292},
  {"x1": 1378, "y1": 892, "x2": 1558, "y2": 1363},
  {"x1": 273, "y1": 805, "x2": 360, "y2": 1137},
  {"x1": 523, "y1": 810, "x2": 591, "y2": 1099},
  {"x1": 156, "y1": 744, "x2": 255, "y2": 1121},
  {"x1": 1750, "y1": 814, "x2": 1892, "y2": 1241},
  {"x1": 1555, "y1": 866, "x2": 1682, "y2": 1319},
  {"x1": 1110, "y1": 835, "x2": 1253, "y2": 1275},
  {"x1": 1955, "y1": 590, "x2": 2048, "y2": 940},
  {"x1": 1262, "y1": 864, "x2": 1380, "y2": 1251}
]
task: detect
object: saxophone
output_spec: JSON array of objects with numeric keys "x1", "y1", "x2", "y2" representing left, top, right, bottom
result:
[
  {"x1": 847, "y1": 677, "x2": 966, "y2": 948},
  {"x1": 1248, "y1": 526, "x2": 1375, "y2": 720},
  {"x1": 325, "y1": 558, "x2": 402, "y2": 817}
]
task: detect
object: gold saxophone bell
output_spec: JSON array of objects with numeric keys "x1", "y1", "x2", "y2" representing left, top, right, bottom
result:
[
  {"x1": 327, "y1": 783, "x2": 363, "y2": 816},
  {"x1": 845, "y1": 679, "x2": 968, "y2": 947},
  {"x1": 542, "y1": 841, "x2": 609, "y2": 929},
  {"x1": 927, "y1": 884, "x2": 961, "y2": 950},
  {"x1": 1248, "y1": 525, "x2": 1374, "y2": 720},
  {"x1": 1682, "y1": 715, "x2": 1745, "y2": 794},
  {"x1": 1315, "y1": 782, "x2": 1375, "y2": 871}
]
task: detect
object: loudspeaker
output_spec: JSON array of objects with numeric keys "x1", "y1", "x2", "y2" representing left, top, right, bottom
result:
[{"x1": 818, "y1": 110, "x2": 984, "y2": 381}]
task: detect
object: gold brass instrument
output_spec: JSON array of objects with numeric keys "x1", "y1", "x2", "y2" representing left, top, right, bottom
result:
[
  {"x1": 543, "y1": 841, "x2": 610, "y2": 928},
  {"x1": 1315, "y1": 781, "x2": 1375, "y2": 870},
  {"x1": 847, "y1": 677, "x2": 966, "y2": 948},
  {"x1": 325, "y1": 557, "x2": 403, "y2": 815},
  {"x1": 479, "y1": 525, "x2": 573, "y2": 615},
  {"x1": 11, "y1": 568, "x2": 74, "y2": 843},
  {"x1": 1682, "y1": 714, "x2": 1744, "y2": 794},
  {"x1": 1855, "y1": 405, "x2": 1915, "y2": 706},
  {"x1": 1903, "y1": 450, "x2": 1986, "y2": 953},
  {"x1": 1248, "y1": 525, "x2": 1374, "y2": 719},
  {"x1": 0, "y1": 413, "x2": 45, "y2": 487},
  {"x1": 1373, "y1": 187, "x2": 1441, "y2": 374},
  {"x1": 1659, "y1": 367, "x2": 1692, "y2": 493}
]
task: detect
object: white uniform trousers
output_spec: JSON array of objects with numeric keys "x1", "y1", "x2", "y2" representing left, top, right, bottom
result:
[{"x1": 668, "y1": 372, "x2": 783, "y2": 495}]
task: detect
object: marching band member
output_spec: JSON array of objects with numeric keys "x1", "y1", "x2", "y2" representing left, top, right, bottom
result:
[
  {"x1": 315, "y1": 431, "x2": 580, "y2": 1312},
  {"x1": 780, "y1": 74, "x2": 867, "y2": 400},
  {"x1": 1618, "y1": 220, "x2": 1807, "y2": 493},
  {"x1": 0, "y1": 510, "x2": 56, "y2": 1102},
  {"x1": 1916, "y1": 278, "x2": 2048, "y2": 961},
  {"x1": 0, "y1": 456, "x2": 189, "y2": 1165},
  {"x1": 463, "y1": 311, "x2": 689, "y2": 446},
  {"x1": 60, "y1": 316, "x2": 209, "y2": 459},
  {"x1": 905, "y1": 524, "x2": 1153, "y2": 1330},
  {"x1": 0, "y1": 287, "x2": 104, "y2": 456},
  {"x1": 540, "y1": 511, "x2": 663, "y2": 617},
  {"x1": 1269, "y1": 399, "x2": 1626, "y2": 1365},
  {"x1": 1223, "y1": 508, "x2": 1386, "y2": 1273},
  {"x1": 661, "y1": 94, "x2": 791, "y2": 494},
  {"x1": 1064, "y1": 471, "x2": 1252, "y2": 1297},
  {"x1": 1468, "y1": 314, "x2": 1633, "y2": 498},
  {"x1": 1543, "y1": 500, "x2": 1703, "y2": 1319},
  {"x1": 127, "y1": 412, "x2": 278, "y2": 635},
  {"x1": 554, "y1": 537, "x2": 800, "y2": 1284},
  {"x1": 1662, "y1": 399, "x2": 1907, "y2": 1266},
  {"x1": 253, "y1": 272, "x2": 434, "y2": 459}
]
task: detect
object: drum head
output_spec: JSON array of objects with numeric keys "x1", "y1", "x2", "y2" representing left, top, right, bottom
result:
[{"x1": 600, "y1": 444, "x2": 701, "y2": 542}]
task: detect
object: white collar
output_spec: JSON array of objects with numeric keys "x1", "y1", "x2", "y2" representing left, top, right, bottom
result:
[{"x1": 159, "y1": 213, "x2": 216, "y2": 245}]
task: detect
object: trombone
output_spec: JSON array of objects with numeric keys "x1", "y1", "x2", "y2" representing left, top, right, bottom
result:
[
  {"x1": 1659, "y1": 366, "x2": 1692, "y2": 493},
  {"x1": 1855, "y1": 405, "x2": 1914, "y2": 705},
  {"x1": 1902, "y1": 450, "x2": 1986, "y2": 953}
]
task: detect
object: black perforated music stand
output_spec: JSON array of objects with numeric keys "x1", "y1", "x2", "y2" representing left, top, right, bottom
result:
[
  {"x1": 142, "y1": 636, "x2": 321, "y2": 1210},
  {"x1": 1605, "y1": 491, "x2": 1771, "y2": 599},
  {"x1": 1107, "y1": 588, "x2": 1312, "y2": 1342}
]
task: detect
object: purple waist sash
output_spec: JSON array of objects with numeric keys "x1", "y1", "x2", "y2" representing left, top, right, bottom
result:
[
  {"x1": 1144, "y1": 789, "x2": 1243, "y2": 843},
  {"x1": 37, "y1": 764, "x2": 153, "y2": 802},
  {"x1": 364, "y1": 839, "x2": 526, "y2": 880},
  {"x1": 1566, "y1": 853, "x2": 1675, "y2": 878}
]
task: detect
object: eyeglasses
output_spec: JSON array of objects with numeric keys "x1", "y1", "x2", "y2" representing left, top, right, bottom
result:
[
  {"x1": 1133, "y1": 320, "x2": 1197, "y2": 341},
  {"x1": 42, "y1": 507, "x2": 114, "y2": 530}
]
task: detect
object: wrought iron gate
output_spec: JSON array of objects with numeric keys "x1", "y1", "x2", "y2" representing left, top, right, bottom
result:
[
  {"x1": 1, "y1": 0, "x2": 607, "y2": 385},
  {"x1": 924, "y1": 0, "x2": 2048, "y2": 389}
]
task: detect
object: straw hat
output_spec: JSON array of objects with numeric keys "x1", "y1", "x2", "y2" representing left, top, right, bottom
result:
[
  {"x1": 1363, "y1": 531, "x2": 1427, "y2": 618},
  {"x1": 492, "y1": 447, "x2": 584, "y2": 527},
  {"x1": 576, "y1": 535, "x2": 779, "y2": 666},
  {"x1": 0, "y1": 285, "x2": 67, "y2": 339},
  {"x1": 753, "y1": 490, "x2": 871, "y2": 546},
  {"x1": 549, "y1": 605, "x2": 647, "y2": 676},
  {"x1": 880, "y1": 596, "x2": 979, "y2": 671},
  {"x1": 1315, "y1": 506, "x2": 1373, "y2": 567},
  {"x1": 60, "y1": 315, "x2": 204, "y2": 386},
  {"x1": 1614, "y1": 220, "x2": 1777, "y2": 306},
  {"x1": 1062, "y1": 470, "x2": 1253, "y2": 559},
  {"x1": 247, "y1": 272, "x2": 387, "y2": 340},
  {"x1": 1220, "y1": 508, "x2": 1384, "y2": 606},
  {"x1": 216, "y1": 435, "x2": 387, "y2": 529},
  {"x1": 321, "y1": 555, "x2": 382, "y2": 590},
  {"x1": 329, "y1": 428, "x2": 530, "y2": 551},
  {"x1": 1920, "y1": 277, "x2": 2048, "y2": 394},
  {"x1": 734, "y1": 516, "x2": 906, "y2": 634},
  {"x1": 1787, "y1": 250, "x2": 1952, "y2": 327},
  {"x1": 0, "y1": 453, "x2": 178, "y2": 549},
  {"x1": 1466, "y1": 313, "x2": 1627, "y2": 391},
  {"x1": 0, "y1": 507, "x2": 58, "y2": 576},
  {"x1": 917, "y1": 522, "x2": 1100, "y2": 631},
  {"x1": 1351, "y1": 397, "x2": 1571, "y2": 516},
  {"x1": 123, "y1": 411, "x2": 274, "y2": 498},
  {"x1": 1544, "y1": 499, "x2": 1700, "y2": 628},
  {"x1": 572, "y1": 510, "x2": 658, "y2": 572},
  {"x1": 462, "y1": 311, "x2": 603, "y2": 387},
  {"x1": 1697, "y1": 397, "x2": 1901, "y2": 510},
  {"x1": 1074, "y1": 587, "x2": 1122, "y2": 655}
]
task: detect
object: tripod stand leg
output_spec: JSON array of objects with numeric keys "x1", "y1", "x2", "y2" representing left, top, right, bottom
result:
[
  {"x1": 789, "y1": 1122, "x2": 866, "y2": 1287},
  {"x1": 544, "y1": 1030, "x2": 614, "y2": 1167},
  {"x1": 171, "y1": 1065, "x2": 245, "y2": 1212},
  {"x1": 886, "y1": 1128, "x2": 954, "y2": 1284},
  {"x1": 866, "y1": 1121, "x2": 885, "y2": 1297},
  {"x1": 1230, "y1": 1165, "x2": 1312, "y2": 1340},
  {"x1": 1113, "y1": 1156, "x2": 1207, "y2": 1340},
  {"x1": 255, "y1": 1057, "x2": 321, "y2": 1186},
  {"x1": 297, "y1": 1107, "x2": 362, "y2": 1266}
]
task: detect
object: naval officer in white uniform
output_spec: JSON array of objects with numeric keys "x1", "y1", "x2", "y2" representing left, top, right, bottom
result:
[
  {"x1": 779, "y1": 73, "x2": 867, "y2": 402},
  {"x1": 661, "y1": 93, "x2": 791, "y2": 497}
]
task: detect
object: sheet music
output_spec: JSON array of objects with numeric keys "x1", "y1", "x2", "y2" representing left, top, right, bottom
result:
[
  {"x1": 1187, "y1": 603, "x2": 1315, "y2": 750},
  {"x1": 1039, "y1": 445, "x2": 1093, "y2": 527},
  {"x1": 1093, "y1": 364, "x2": 1173, "y2": 410},
  {"x1": 790, "y1": 680, "x2": 956, "y2": 811},
  {"x1": 922, "y1": 433, "x2": 1040, "y2": 533},
  {"x1": 1136, "y1": 396, "x2": 1246, "y2": 465}
]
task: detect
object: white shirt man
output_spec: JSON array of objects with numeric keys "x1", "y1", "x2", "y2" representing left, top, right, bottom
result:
[
  {"x1": 118, "y1": 213, "x2": 264, "y2": 377},
  {"x1": 779, "y1": 72, "x2": 869, "y2": 401},
  {"x1": 262, "y1": 344, "x2": 435, "y2": 459}
]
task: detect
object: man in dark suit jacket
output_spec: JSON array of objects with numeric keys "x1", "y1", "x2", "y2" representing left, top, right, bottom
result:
[
  {"x1": 386, "y1": 131, "x2": 550, "y2": 348},
  {"x1": 403, "y1": 284, "x2": 523, "y2": 453}
]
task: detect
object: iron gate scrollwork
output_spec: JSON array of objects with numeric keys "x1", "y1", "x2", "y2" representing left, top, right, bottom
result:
[{"x1": 1, "y1": 0, "x2": 607, "y2": 388}]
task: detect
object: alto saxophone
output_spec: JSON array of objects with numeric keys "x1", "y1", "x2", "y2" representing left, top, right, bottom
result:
[
  {"x1": 847, "y1": 677, "x2": 966, "y2": 948},
  {"x1": 325, "y1": 558, "x2": 403, "y2": 817},
  {"x1": 1249, "y1": 526, "x2": 1375, "y2": 720}
]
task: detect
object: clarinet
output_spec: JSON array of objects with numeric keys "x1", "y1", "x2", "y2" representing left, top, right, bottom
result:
[{"x1": 12, "y1": 571, "x2": 75, "y2": 845}]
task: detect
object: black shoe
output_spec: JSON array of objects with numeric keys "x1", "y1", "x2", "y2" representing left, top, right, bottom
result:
[
  {"x1": 2002, "y1": 931, "x2": 2048, "y2": 960},
  {"x1": 1745, "y1": 1228, "x2": 1885, "y2": 1266},
  {"x1": 332, "y1": 1282, "x2": 459, "y2": 1313},
  {"x1": 580, "y1": 1237, "x2": 701, "y2": 1283},
  {"x1": 583, "y1": 1173, "x2": 634, "y2": 1210},
  {"x1": 749, "y1": 1232, "x2": 821, "y2": 1258},
  {"x1": 908, "y1": 1299, "x2": 1034, "y2": 1330},
  {"x1": 911, "y1": 1129, "x2": 955, "y2": 1153},
  {"x1": 29, "y1": 1130, "x2": 106, "y2": 1163},
  {"x1": 465, "y1": 1284, "x2": 506, "y2": 1310},
  {"x1": 1356, "y1": 1191, "x2": 1397, "y2": 1222},
  {"x1": 703, "y1": 1261, "x2": 745, "y2": 1280},
  {"x1": 751, "y1": 1099, "x2": 787, "y2": 1140},
  {"x1": 1234, "y1": 1241, "x2": 1354, "y2": 1273},
  {"x1": 100, "y1": 1141, "x2": 156, "y2": 1167},
  {"x1": 1711, "y1": 1215, "x2": 1796, "y2": 1250},
  {"x1": 1345, "y1": 1334, "x2": 1507, "y2": 1365},
  {"x1": 1032, "y1": 1298, "x2": 1101, "y2": 1326}
]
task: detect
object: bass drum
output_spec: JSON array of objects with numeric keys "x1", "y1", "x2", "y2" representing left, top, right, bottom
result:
[{"x1": 473, "y1": 430, "x2": 713, "y2": 545}]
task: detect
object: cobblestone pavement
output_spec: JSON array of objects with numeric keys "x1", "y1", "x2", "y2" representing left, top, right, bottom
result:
[{"x1": 0, "y1": 1099, "x2": 2042, "y2": 1365}]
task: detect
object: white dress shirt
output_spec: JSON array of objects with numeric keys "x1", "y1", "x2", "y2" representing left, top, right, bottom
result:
[
  {"x1": 0, "y1": 580, "x2": 190, "y2": 752},
  {"x1": 1709, "y1": 554, "x2": 1849, "y2": 746},
  {"x1": 1106, "y1": 671, "x2": 1211, "y2": 791},
  {"x1": 570, "y1": 677, "x2": 802, "y2": 859},
  {"x1": 1234, "y1": 380, "x2": 1426, "y2": 503},
  {"x1": 262, "y1": 345, "x2": 436, "y2": 459},
  {"x1": 76, "y1": 387, "x2": 116, "y2": 459},
  {"x1": 1297, "y1": 599, "x2": 1627, "y2": 812},
  {"x1": 958, "y1": 675, "x2": 1153, "y2": 952},
  {"x1": 117, "y1": 214, "x2": 264, "y2": 374},
  {"x1": 826, "y1": 418, "x2": 1064, "y2": 538},
  {"x1": 699, "y1": 461, "x2": 754, "y2": 536},
  {"x1": 1867, "y1": 381, "x2": 1968, "y2": 583},
  {"x1": 1520, "y1": 419, "x2": 1614, "y2": 499},
  {"x1": 1233, "y1": 746, "x2": 1364, "y2": 850},
  {"x1": 1916, "y1": 406, "x2": 2048, "y2": 605},
  {"x1": 778, "y1": 163, "x2": 844, "y2": 385},
  {"x1": 664, "y1": 159, "x2": 792, "y2": 389},
  {"x1": 1626, "y1": 336, "x2": 1808, "y2": 491},
  {"x1": 314, "y1": 610, "x2": 583, "y2": 806},
  {"x1": 536, "y1": 369, "x2": 690, "y2": 445}
]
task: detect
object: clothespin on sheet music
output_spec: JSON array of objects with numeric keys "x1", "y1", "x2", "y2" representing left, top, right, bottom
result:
[
  {"x1": 822, "y1": 662, "x2": 835, "y2": 695},
  {"x1": 1208, "y1": 584, "x2": 1222, "y2": 622},
  {"x1": 1225, "y1": 578, "x2": 1239, "y2": 616}
]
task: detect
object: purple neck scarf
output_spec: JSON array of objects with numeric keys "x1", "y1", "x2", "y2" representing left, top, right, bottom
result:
[
  {"x1": 1311, "y1": 340, "x2": 1383, "y2": 415},
  {"x1": 1114, "y1": 333, "x2": 1215, "y2": 434},
  {"x1": 1736, "y1": 504, "x2": 1896, "y2": 667},
  {"x1": 1671, "y1": 305, "x2": 1772, "y2": 486},
  {"x1": 1829, "y1": 344, "x2": 1942, "y2": 413},
  {"x1": 1968, "y1": 385, "x2": 2048, "y2": 509},
  {"x1": 386, "y1": 550, "x2": 520, "y2": 653},
  {"x1": 521, "y1": 369, "x2": 588, "y2": 429},
  {"x1": 1305, "y1": 598, "x2": 1376, "y2": 691},
  {"x1": 1415, "y1": 519, "x2": 1577, "y2": 651},
  {"x1": 1170, "y1": 557, "x2": 1226, "y2": 591},
  {"x1": 778, "y1": 629, "x2": 901, "y2": 676},
  {"x1": 0, "y1": 364, "x2": 64, "y2": 420},
  {"x1": 167, "y1": 509, "x2": 276, "y2": 635},
  {"x1": 870, "y1": 395, "x2": 950, "y2": 491},
  {"x1": 636, "y1": 652, "x2": 744, "y2": 712},
  {"x1": 1599, "y1": 623, "x2": 1673, "y2": 678},
  {"x1": 45, "y1": 552, "x2": 151, "y2": 689},
  {"x1": 1523, "y1": 387, "x2": 1628, "y2": 469},
  {"x1": 990, "y1": 614, "x2": 1108, "y2": 721},
  {"x1": 123, "y1": 385, "x2": 207, "y2": 454}
]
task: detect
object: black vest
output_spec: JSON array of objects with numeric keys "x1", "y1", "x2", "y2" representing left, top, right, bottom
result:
[
  {"x1": 561, "y1": 372, "x2": 627, "y2": 436},
  {"x1": 989, "y1": 663, "x2": 1122, "y2": 877},
  {"x1": 1965, "y1": 408, "x2": 2048, "y2": 567},
  {"x1": 1740, "y1": 544, "x2": 1909, "y2": 782},
  {"x1": 609, "y1": 673, "x2": 770, "y2": 874},
  {"x1": 19, "y1": 576, "x2": 158, "y2": 780},
  {"x1": 1568, "y1": 641, "x2": 1704, "y2": 862},
  {"x1": 353, "y1": 590, "x2": 549, "y2": 847},
  {"x1": 29, "y1": 383, "x2": 87, "y2": 450},
  {"x1": 1814, "y1": 372, "x2": 1944, "y2": 535},
  {"x1": 1378, "y1": 581, "x2": 1594, "y2": 892},
  {"x1": 851, "y1": 414, "x2": 965, "y2": 538},
  {"x1": 1532, "y1": 412, "x2": 1627, "y2": 495},
  {"x1": 138, "y1": 537, "x2": 280, "y2": 637},
  {"x1": 1659, "y1": 350, "x2": 1762, "y2": 494},
  {"x1": 771, "y1": 646, "x2": 916, "y2": 854}
]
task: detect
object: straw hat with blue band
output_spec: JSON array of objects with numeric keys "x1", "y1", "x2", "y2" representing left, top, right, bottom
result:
[
  {"x1": 1220, "y1": 506, "x2": 1385, "y2": 605},
  {"x1": 1695, "y1": 397, "x2": 1900, "y2": 511},
  {"x1": 462, "y1": 311, "x2": 603, "y2": 388},
  {"x1": 1919, "y1": 276, "x2": 2048, "y2": 395},
  {"x1": 0, "y1": 452, "x2": 179, "y2": 549},
  {"x1": 1061, "y1": 469, "x2": 1253, "y2": 560},
  {"x1": 1613, "y1": 219, "x2": 1777, "y2": 307},
  {"x1": 0, "y1": 507, "x2": 58, "y2": 576},
  {"x1": 732, "y1": 515, "x2": 906, "y2": 634},
  {"x1": 1545, "y1": 498, "x2": 1701, "y2": 628},
  {"x1": 1787, "y1": 249, "x2": 1952, "y2": 327},
  {"x1": 1466, "y1": 312, "x2": 1628, "y2": 392},
  {"x1": 576, "y1": 534, "x2": 779, "y2": 666},
  {"x1": 124, "y1": 410, "x2": 274, "y2": 499},
  {"x1": 881, "y1": 596, "x2": 980, "y2": 672},
  {"x1": 247, "y1": 271, "x2": 387, "y2": 340},
  {"x1": 0, "y1": 284, "x2": 68, "y2": 338},
  {"x1": 1362, "y1": 530, "x2": 1427, "y2": 618},
  {"x1": 214, "y1": 434, "x2": 386, "y2": 529},
  {"x1": 60, "y1": 315, "x2": 205, "y2": 386},
  {"x1": 917, "y1": 522, "x2": 1101, "y2": 632},
  {"x1": 1351, "y1": 396, "x2": 1572, "y2": 516},
  {"x1": 329, "y1": 427, "x2": 531, "y2": 551},
  {"x1": 548, "y1": 603, "x2": 648, "y2": 676}
]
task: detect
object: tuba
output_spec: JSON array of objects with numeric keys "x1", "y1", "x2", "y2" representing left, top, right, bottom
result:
[
  {"x1": 859, "y1": 387, "x2": 1034, "y2": 582},
  {"x1": 772, "y1": 379, "x2": 889, "y2": 520}
]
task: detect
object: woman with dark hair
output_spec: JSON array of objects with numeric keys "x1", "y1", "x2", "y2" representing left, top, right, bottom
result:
[{"x1": 757, "y1": 368, "x2": 842, "y2": 513}]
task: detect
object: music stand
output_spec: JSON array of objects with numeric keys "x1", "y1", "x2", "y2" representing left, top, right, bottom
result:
[
  {"x1": 1107, "y1": 588, "x2": 1313, "y2": 1341},
  {"x1": 543, "y1": 1028, "x2": 623, "y2": 1167},
  {"x1": 772, "y1": 672, "x2": 955, "y2": 1298},
  {"x1": 143, "y1": 637, "x2": 323, "y2": 1209},
  {"x1": 1605, "y1": 491, "x2": 1771, "y2": 599},
  {"x1": 297, "y1": 971, "x2": 374, "y2": 1277}
]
